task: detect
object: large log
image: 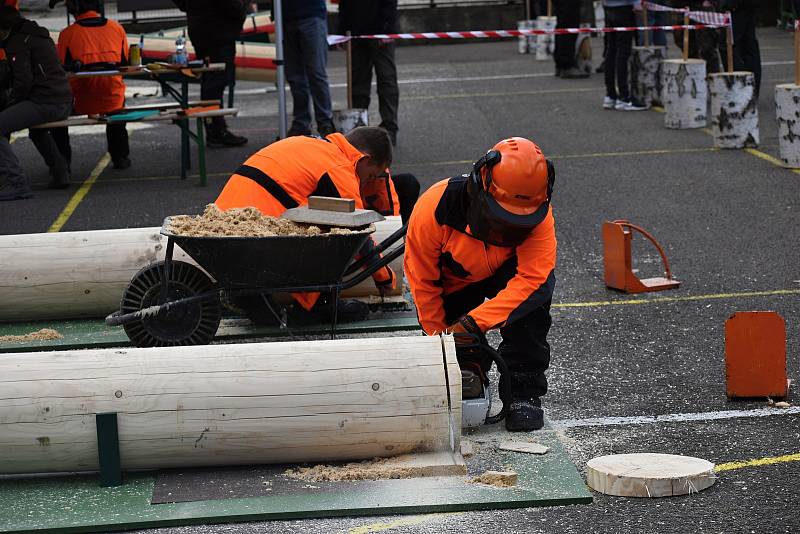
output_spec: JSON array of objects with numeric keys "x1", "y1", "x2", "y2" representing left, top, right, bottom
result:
[
  {"x1": 776, "y1": 83, "x2": 800, "y2": 168},
  {"x1": 708, "y1": 72, "x2": 759, "y2": 149},
  {"x1": 0, "y1": 335, "x2": 461, "y2": 474},
  {"x1": 630, "y1": 46, "x2": 666, "y2": 107},
  {"x1": 0, "y1": 218, "x2": 404, "y2": 323},
  {"x1": 662, "y1": 59, "x2": 707, "y2": 129}
]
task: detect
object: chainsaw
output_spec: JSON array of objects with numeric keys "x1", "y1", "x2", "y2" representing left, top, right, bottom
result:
[{"x1": 454, "y1": 333, "x2": 512, "y2": 428}]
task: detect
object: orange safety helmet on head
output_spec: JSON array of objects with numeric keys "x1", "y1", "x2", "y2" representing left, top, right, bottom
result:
[{"x1": 466, "y1": 136, "x2": 554, "y2": 247}]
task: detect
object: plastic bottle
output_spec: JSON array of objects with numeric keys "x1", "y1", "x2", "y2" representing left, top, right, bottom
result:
[{"x1": 174, "y1": 32, "x2": 188, "y2": 66}]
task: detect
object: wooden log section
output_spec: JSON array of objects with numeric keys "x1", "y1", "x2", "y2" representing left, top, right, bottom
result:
[
  {"x1": 630, "y1": 46, "x2": 666, "y2": 107},
  {"x1": 775, "y1": 83, "x2": 800, "y2": 168},
  {"x1": 662, "y1": 59, "x2": 707, "y2": 129},
  {"x1": 586, "y1": 453, "x2": 716, "y2": 497},
  {"x1": 0, "y1": 335, "x2": 461, "y2": 474},
  {"x1": 0, "y1": 217, "x2": 404, "y2": 322},
  {"x1": 708, "y1": 72, "x2": 759, "y2": 149}
]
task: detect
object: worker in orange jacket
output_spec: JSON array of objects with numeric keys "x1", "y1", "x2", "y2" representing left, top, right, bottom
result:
[
  {"x1": 0, "y1": 0, "x2": 18, "y2": 94},
  {"x1": 216, "y1": 126, "x2": 402, "y2": 324},
  {"x1": 404, "y1": 137, "x2": 557, "y2": 431},
  {"x1": 52, "y1": 0, "x2": 131, "y2": 170}
]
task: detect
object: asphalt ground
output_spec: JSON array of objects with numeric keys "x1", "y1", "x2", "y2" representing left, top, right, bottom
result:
[{"x1": 2, "y1": 27, "x2": 799, "y2": 534}]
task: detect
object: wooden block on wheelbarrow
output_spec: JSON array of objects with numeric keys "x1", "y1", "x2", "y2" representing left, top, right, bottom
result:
[
  {"x1": 282, "y1": 205, "x2": 384, "y2": 228},
  {"x1": 308, "y1": 196, "x2": 355, "y2": 212}
]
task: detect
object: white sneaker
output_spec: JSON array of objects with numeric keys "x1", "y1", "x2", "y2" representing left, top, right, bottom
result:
[
  {"x1": 615, "y1": 99, "x2": 649, "y2": 111},
  {"x1": 603, "y1": 96, "x2": 616, "y2": 110}
]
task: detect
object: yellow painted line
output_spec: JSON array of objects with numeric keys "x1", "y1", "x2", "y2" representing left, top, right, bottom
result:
[
  {"x1": 406, "y1": 86, "x2": 600, "y2": 101},
  {"x1": 553, "y1": 289, "x2": 800, "y2": 309},
  {"x1": 715, "y1": 452, "x2": 800, "y2": 473},
  {"x1": 47, "y1": 154, "x2": 110, "y2": 233},
  {"x1": 745, "y1": 148, "x2": 800, "y2": 175},
  {"x1": 349, "y1": 513, "x2": 462, "y2": 534},
  {"x1": 404, "y1": 146, "x2": 720, "y2": 169}
]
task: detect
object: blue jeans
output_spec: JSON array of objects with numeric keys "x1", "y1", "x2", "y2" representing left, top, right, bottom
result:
[
  {"x1": 284, "y1": 16, "x2": 333, "y2": 132},
  {"x1": 637, "y1": 9, "x2": 667, "y2": 47}
]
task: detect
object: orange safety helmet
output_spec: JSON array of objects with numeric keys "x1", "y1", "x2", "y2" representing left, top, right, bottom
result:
[{"x1": 466, "y1": 137, "x2": 554, "y2": 247}]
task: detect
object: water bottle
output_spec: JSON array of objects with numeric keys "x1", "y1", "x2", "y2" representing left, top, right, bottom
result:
[{"x1": 174, "y1": 32, "x2": 188, "y2": 66}]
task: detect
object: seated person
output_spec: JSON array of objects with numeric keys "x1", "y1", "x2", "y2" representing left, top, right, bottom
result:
[
  {"x1": 53, "y1": 0, "x2": 131, "y2": 170},
  {"x1": 0, "y1": 6, "x2": 72, "y2": 201},
  {"x1": 215, "y1": 126, "x2": 417, "y2": 323}
]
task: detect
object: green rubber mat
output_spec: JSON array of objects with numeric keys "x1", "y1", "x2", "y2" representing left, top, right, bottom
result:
[
  {"x1": 0, "y1": 316, "x2": 421, "y2": 353},
  {"x1": 0, "y1": 429, "x2": 591, "y2": 533}
]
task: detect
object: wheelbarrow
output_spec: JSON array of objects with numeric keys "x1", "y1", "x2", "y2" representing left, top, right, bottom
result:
[{"x1": 106, "y1": 217, "x2": 407, "y2": 347}]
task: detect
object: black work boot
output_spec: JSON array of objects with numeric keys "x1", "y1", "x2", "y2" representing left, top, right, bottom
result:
[
  {"x1": 317, "y1": 120, "x2": 337, "y2": 138},
  {"x1": 505, "y1": 398, "x2": 544, "y2": 432},
  {"x1": 0, "y1": 183, "x2": 33, "y2": 201},
  {"x1": 207, "y1": 128, "x2": 248, "y2": 147},
  {"x1": 47, "y1": 162, "x2": 70, "y2": 190}
]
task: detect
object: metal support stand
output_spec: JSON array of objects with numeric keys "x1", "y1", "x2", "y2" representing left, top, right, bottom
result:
[
  {"x1": 274, "y1": 0, "x2": 288, "y2": 139},
  {"x1": 96, "y1": 412, "x2": 123, "y2": 487}
]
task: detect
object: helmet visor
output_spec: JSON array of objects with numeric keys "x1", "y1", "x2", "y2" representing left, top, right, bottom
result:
[{"x1": 467, "y1": 190, "x2": 549, "y2": 247}]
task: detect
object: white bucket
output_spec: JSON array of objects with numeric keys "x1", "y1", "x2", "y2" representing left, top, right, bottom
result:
[{"x1": 332, "y1": 108, "x2": 369, "y2": 135}]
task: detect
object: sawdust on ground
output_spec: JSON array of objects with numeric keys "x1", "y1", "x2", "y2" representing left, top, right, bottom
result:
[
  {"x1": 469, "y1": 470, "x2": 518, "y2": 488},
  {"x1": 0, "y1": 328, "x2": 63, "y2": 344},
  {"x1": 167, "y1": 204, "x2": 356, "y2": 237},
  {"x1": 284, "y1": 455, "x2": 424, "y2": 482}
]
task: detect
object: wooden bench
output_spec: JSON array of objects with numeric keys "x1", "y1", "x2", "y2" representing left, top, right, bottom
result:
[{"x1": 31, "y1": 105, "x2": 238, "y2": 186}]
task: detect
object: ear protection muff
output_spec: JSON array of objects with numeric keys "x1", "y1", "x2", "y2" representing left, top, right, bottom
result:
[{"x1": 467, "y1": 149, "x2": 501, "y2": 200}]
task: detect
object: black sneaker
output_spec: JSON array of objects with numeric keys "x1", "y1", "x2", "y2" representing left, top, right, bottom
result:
[
  {"x1": 317, "y1": 121, "x2": 337, "y2": 137},
  {"x1": 47, "y1": 166, "x2": 70, "y2": 190},
  {"x1": 207, "y1": 129, "x2": 248, "y2": 147},
  {"x1": 0, "y1": 184, "x2": 33, "y2": 201},
  {"x1": 112, "y1": 157, "x2": 132, "y2": 170},
  {"x1": 287, "y1": 126, "x2": 312, "y2": 137},
  {"x1": 505, "y1": 399, "x2": 544, "y2": 431}
]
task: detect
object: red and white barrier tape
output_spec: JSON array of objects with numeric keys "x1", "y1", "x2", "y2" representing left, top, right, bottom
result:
[
  {"x1": 327, "y1": 23, "x2": 726, "y2": 46},
  {"x1": 642, "y1": 1, "x2": 730, "y2": 26}
]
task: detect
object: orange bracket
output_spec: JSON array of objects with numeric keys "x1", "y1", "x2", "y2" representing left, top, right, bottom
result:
[
  {"x1": 602, "y1": 220, "x2": 681, "y2": 293},
  {"x1": 725, "y1": 311, "x2": 789, "y2": 399}
]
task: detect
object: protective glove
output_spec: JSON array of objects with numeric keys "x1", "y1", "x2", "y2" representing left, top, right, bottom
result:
[
  {"x1": 448, "y1": 315, "x2": 483, "y2": 346},
  {"x1": 373, "y1": 266, "x2": 396, "y2": 296}
]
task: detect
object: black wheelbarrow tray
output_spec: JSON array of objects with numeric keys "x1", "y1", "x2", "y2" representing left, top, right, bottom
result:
[{"x1": 106, "y1": 217, "x2": 407, "y2": 347}]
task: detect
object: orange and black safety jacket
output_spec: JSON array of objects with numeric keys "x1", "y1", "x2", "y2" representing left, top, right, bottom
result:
[
  {"x1": 405, "y1": 177, "x2": 557, "y2": 335},
  {"x1": 361, "y1": 169, "x2": 400, "y2": 217},
  {"x1": 56, "y1": 11, "x2": 128, "y2": 115},
  {"x1": 215, "y1": 133, "x2": 395, "y2": 308}
]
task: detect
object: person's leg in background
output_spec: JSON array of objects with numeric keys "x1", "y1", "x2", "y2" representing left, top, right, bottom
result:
[
  {"x1": 50, "y1": 126, "x2": 72, "y2": 172},
  {"x1": 372, "y1": 40, "x2": 399, "y2": 146},
  {"x1": 283, "y1": 19, "x2": 313, "y2": 136},
  {"x1": 28, "y1": 102, "x2": 71, "y2": 190},
  {"x1": 613, "y1": 7, "x2": 635, "y2": 104},
  {"x1": 554, "y1": 0, "x2": 586, "y2": 78},
  {"x1": 730, "y1": 11, "x2": 761, "y2": 97},
  {"x1": 299, "y1": 16, "x2": 335, "y2": 136},
  {"x1": 106, "y1": 122, "x2": 130, "y2": 169},
  {"x1": 603, "y1": 7, "x2": 620, "y2": 107},
  {"x1": 350, "y1": 40, "x2": 374, "y2": 112},
  {"x1": 191, "y1": 36, "x2": 247, "y2": 147},
  {"x1": 389, "y1": 173, "x2": 419, "y2": 225},
  {"x1": 0, "y1": 103, "x2": 34, "y2": 200}
]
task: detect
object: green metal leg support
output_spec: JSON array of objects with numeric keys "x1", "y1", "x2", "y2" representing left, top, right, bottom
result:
[
  {"x1": 196, "y1": 118, "x2": 207, "y2": 186},
  {"x1": 96, "y1": 412, "x2": 123, "y2": 487},
  {"x1": 180, "y1": 80, "x2": 190, "y2": 180}
]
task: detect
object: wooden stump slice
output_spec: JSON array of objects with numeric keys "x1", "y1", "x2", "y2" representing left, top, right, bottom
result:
[
  {"x1": 586, "y1": 453, "x2": 716, "y2": 497},
  {"x1": 776, "y1": 83, "x2": 800, "y2": 168},
  {"x1": 709, "y1": 72, "x2": 759, "y2": 149}
]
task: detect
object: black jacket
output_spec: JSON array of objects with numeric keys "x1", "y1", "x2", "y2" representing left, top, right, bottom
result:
[
  {"x1": 2, "y1": 18, "x2": 71, "y2": 105},
  {"x1": 173, "y1": 0, "x2": 248, "y2": 41},
  {"x1": 338, "y1": 0, "x2": 397, "y2": 35}
]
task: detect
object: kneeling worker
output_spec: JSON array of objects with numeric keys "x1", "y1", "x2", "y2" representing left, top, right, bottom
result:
[
  {"x1": 404, "y1": 137, "x2": 557, "y2": 431},
  {"x1": 215, "y1": 126, "x2": 412, "y2": 322}
]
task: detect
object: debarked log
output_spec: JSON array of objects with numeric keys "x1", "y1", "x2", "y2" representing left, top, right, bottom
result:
[
  {"x1": 0, "y1": 335, "x2": 461, "y2": 474},
  {"x1": 708, "y1": 71, "x2": 759, "y2": 149},
  {"x1": 662, "y1": 59, "x2": 707, "y2": 129}
]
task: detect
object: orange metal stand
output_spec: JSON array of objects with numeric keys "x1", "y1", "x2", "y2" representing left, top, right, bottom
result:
[
  {"x1": 725, "y1": 311, "x2": 789, "y2": 399},
  {"x1": 602, "y1": 220, "x2": 681, "y2": 293}
]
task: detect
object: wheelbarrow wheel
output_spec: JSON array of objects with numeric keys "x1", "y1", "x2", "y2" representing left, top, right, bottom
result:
[{"x1": 120, "y1": 261, "x2": 221, "y2": 347}]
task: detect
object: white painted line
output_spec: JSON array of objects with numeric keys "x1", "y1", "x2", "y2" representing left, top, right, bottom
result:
[
  {"x1": 762, "y1": 61, "x2": 794, "y2": 66},
  {"x1": 552, "y1": 406, "x2": 800, "y2": 429}
]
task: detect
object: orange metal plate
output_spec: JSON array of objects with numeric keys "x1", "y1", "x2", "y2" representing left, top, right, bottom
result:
[{"x1": 725, "y1": 311, "x2": 788, "y2": 399}]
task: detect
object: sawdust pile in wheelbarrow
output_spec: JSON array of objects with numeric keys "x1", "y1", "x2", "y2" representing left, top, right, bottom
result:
[{"x1": 168, "y1": 204, "x2": 355, "y2": 237}]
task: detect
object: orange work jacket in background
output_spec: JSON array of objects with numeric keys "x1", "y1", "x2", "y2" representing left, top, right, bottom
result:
[
  {"x1": 361, "y1": 170, "x2": 400, "y2": 217},
  {"x1": 56, "y1": 11, "x2": 128, "y2": 115},
  {"x1": 216, "y1": 133, "x2": 394, "y2": 309},
  {"x1": 404, "y1": 177, "x2": 557, "y2": 335},
  {"x1": 0, "y1": 0, "x2": 19, "y2": 61}
]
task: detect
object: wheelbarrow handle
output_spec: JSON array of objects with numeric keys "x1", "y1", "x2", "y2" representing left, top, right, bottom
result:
[
  {"x1": 344, "y1": 223, "x2": 408, "y2": 276},
  {"x1": 339, "y1": 242, "x2": 405, "y2": 291},
  {"x1": 105, "y1": 291, "x2": 219, "y2": 327}
]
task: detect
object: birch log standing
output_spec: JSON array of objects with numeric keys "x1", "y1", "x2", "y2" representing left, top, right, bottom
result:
[
  {"x1": 662, "y1": 59, "x2": 707, "y2": 129},
  {"x1": 0, "y1": 335, "x2": 462, "y2": 474},
  {"x1": 630, "y1": 46, "x2": 666, "y2": 107},
  {"x1": 535, "y1": 16, "x2": 557, "y2": 61},
  {"x1": 708, "y1": 72, "x2": 759, "y2": 149},
  {"x1": 0, "y1": 218, "x2": 404, "y2": 322},
  {"x1": 518, "y1": 20, "x2": 535, "y2": 54},
  {"x1": 775, "y1": 83, "x2": 800, "y2": 168}
]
